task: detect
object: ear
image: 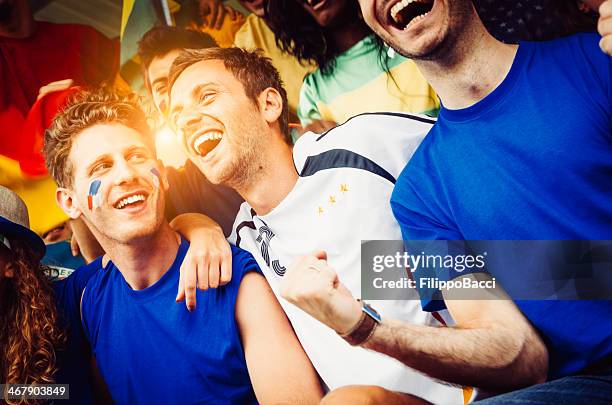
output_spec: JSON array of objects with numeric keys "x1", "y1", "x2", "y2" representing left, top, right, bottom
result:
[
  {"x1": 258, "y1": 87, "x2": 283, "y2": 126},
  {"x1": 56, "y1": 187, "x2": 82, "y2": 219}
]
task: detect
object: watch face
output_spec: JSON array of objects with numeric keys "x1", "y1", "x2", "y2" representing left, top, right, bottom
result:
[{"x1": 362, "y1": 302, "x2": 382, "y2": 323}]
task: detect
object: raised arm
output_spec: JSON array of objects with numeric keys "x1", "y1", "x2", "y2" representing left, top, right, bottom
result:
[
  {"x1": 236, "y1": 271, "x2": 324, "y2": 404},
  {"x1": 280, "y1": 254, "x2": 548, "y2": 393}
]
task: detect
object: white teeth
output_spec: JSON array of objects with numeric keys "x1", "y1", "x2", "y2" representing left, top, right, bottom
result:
[
  {"x1": 390, "y1": 0, "x2": 411, "y2": 22},
  {"x1": 116, "y1": 194, "x2": 145, "y2": 209},
  {"x1": 390, "y1": 0, "x2": 431, "y2": 28},
  {"x1": 193, "y1": 131, "x2": 223, "y2": 153}
]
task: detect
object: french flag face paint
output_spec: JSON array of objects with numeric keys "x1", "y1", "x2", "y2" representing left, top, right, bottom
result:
[
  {"x1": 150, "y1": 167, "x2": 161, "y2": 189},
  {"x1": 87, "y1": 179, "x2": 102, "y2": 211}
]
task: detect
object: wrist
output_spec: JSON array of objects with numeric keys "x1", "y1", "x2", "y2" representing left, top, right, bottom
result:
[
  {"x1": 338, "y1": 300, "x2": 381, "y2": 346},
  {"x1": 334, "y1": 298, "x2": 363, "y2": 335}
]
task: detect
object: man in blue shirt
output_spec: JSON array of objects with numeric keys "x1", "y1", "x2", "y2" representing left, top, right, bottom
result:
[
  {"x1": 351, "y1": 0, "x2": 611, "y2": 402},
  {"x1": 42, "y1": 88, "x2": 323, "y2": 404}
]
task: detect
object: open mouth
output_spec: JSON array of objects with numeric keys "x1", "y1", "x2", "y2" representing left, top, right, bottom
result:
[
  {"x1": 192, "y1": 130, "x2": 223, "y2": 158},
  {"x1": 114, "y1": 193, "x2": 148, "y2": 210},
  {"x1": 390, "y1": 0, "x2": 434, "y2": 30}
]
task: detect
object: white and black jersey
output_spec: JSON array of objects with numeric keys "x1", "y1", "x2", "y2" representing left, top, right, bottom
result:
[{"x1": 230, "y1": 113, "x2": 465, "y2": 403}]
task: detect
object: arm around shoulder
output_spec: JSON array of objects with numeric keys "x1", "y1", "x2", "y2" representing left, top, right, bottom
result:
[{"x1": 236, "y1": 271, "x2": 324, "y2": 405}]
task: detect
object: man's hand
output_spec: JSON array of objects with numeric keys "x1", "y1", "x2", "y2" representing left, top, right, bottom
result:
[
  {"x1": 598, "y1": 0, "x2": 612, "y2": 55},
  {"x1": 37, "y1": 79, "x2": 73, "y2": 100},
  {"x1": 198, "y1": 0, "x2": 226, "y2": 30},
  {"x1": 170, "y1": 213, "x2": 233, "y2": 311},
  {"x1": 280, "y1": 251, "x2": 362, "y2": 334}
]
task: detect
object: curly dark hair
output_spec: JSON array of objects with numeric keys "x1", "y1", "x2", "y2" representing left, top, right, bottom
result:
[
  {"x1": 0, "y1": 240, "x2": 66, "y2": 405},
  {"x1": 266, "y1": 0, "x2": 390, "y2": 76}
]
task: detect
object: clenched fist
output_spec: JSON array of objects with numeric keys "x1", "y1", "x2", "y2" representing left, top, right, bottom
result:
[
  {"x1": 280, "y1": 251, "x2": 362, "y2": 334},
  {"x1": 598, "y1": 0, "x2": 612, "y2": 55}
]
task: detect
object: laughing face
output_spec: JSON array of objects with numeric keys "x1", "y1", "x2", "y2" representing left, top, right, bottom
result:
[
  {"x1": 61, "y1": 124, "x2": 167, "y2": 244},
  {"x1": 169, "y1": 59, "x2": 269, "y2": 189},
  {"x1": 358, "y1": 0, "x2": 474, "y2": 60}
]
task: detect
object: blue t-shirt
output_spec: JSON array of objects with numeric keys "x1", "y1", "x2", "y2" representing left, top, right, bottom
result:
[
  {"x1": 81, "y1": 238, "x2": 260, "y2": 404},
  {"x1": 52, "y1": 263, "x2": 100, "y2": 404},
  {"x1": 391, "y1": 33, "x2": 612, "y2": 378}
]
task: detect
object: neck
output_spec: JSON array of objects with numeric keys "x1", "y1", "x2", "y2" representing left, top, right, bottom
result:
[
  {"x1": 414, "y1": 14, "x2": 518, "y2": 110},
  {"x1": 328, "y1": 19, "x2": 369, "y2": 53},
  {"x1": 236, "y1": 137, "x2": 298, "y2": 216},
  {"x1": 97, "y1": 223, "x2": 180, "y2": 290},
  {"x1": 0, "y1": 2, "x2": 35, "y2": 39}
]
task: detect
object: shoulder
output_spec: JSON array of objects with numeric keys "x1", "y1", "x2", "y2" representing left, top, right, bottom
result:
[
  {"x1": 234, "y1": 14, "x2": 264, "y2": 46},
  {"x1": 529, "y1": 33, "x2": 610, "y2": 73},
  {"x1": 294, "y1": 112, "x2": 435, "y2": 177},
  {"x1": 230, "y1": 244, "x2": 260, "y2": 276},
  {"x1": 229, "y1": 202, "x2": 257, "y2": 246},
  {"x1": 53, "y1": 257, "x2": 103, "y2": 306}
]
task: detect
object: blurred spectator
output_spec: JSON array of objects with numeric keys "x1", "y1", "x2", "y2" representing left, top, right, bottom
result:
[
  {"x1": 267, "y1": 0, "x2": 438, "y2": 135},
  {"x1": 0, "y1": 0, "x2": 118, "y2": 165},
  {"x1": 138, "y1": 26, "x2": 244, "y2": 236},
  {"x1": 0, "y1": 0, "x2": 118, "y2": 250},
  {"x1": 175, "y1": 0, "x2": 246, "y2": 47},
  {"x1": 0, "y1": 185, "x2": 97, "y2": 404},
  {"x1": 233, "y1": 0, "x2": 315, "y2": 123},
  {"x1": 474, "y1": 0, "x2": 598, "y2": 43}
]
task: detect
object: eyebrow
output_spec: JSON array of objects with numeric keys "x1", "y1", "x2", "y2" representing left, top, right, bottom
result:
[
  {"x1": 86, "y1": 154, "x2": 112, "y2": 177},
  {"x1": 169, "y1": 82, "x2": 218, "y2": 117},
  {"x1": 151, "y1": 77, "x2": 168, "y2": 88}
]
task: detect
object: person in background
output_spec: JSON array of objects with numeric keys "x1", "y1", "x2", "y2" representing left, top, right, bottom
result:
[
  {"x1": 233, "y1": 0, "x2": 315, "y2": 125},
  {"x1": 137, "y1": 27, "x2": 244, "y2": 311},
  {"x1": 0, "y1": 185, "x2": 97, "y2": 404},
  {"x1": 266, "y1": 0, "x2": 438, "y2": 136}
]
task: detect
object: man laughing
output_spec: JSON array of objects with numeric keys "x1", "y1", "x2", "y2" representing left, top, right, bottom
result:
[{"x1": 354, "y1": 0, "x2": 612, "y2": 403}]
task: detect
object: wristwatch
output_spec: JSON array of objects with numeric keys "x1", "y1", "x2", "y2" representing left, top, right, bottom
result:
[{"x1": 338, "y1": 300, "x2": 381, "y2": 346}]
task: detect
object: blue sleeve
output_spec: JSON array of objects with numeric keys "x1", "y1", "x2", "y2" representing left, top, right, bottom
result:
[
  {"x1": 230, "y1": 244, "x2": 262, "y2": 278},
  {"x1": 559, "y1": 33, "x2": 612, "y2": 127},
  {"x1": 391, "y1": 162, "x2": 486, "y2": 312},
  {"x1": 53, "y1": 258, "x2": 102, "y2": 325}
]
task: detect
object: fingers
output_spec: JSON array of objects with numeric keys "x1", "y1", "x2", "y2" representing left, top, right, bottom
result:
[
  {"x1": 184, "y1": 259, "x2": 198, "y2": 311},
  {"x1": 598, "y1": 1, "x2": 612, "y2": 55},
  {"x1": 214, "y1": 4, "x2": 226, "y2": 30},
  {"x1": 37, "y1": 78, "x2": 73, "y2": 100},
  {"x1": 197, "y1": 254, "x2": 210, "y2": 290},
  {"x1": 313, "y1": 250, "x2": 328, "y2": 261},
  {"x1": 219, "y1": 247, "x2": 232, "y2": 286},
  {"x1": 176, "y1": 263, "x2": 185, "y2": 302},
  {"x1": 208, "y1": 254, "x2": 221, "y2": 289},
  {"x1": 70, "y1": 235, "x2": 80, "y2": 257}
]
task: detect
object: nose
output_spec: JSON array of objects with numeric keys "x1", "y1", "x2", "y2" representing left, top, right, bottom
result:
[
  {"x1": 112, "y1": 158, "x2": 140, "y2": 186},
  {"x1": 176, "y1": 111, "x2": 202, "y2": 150}
]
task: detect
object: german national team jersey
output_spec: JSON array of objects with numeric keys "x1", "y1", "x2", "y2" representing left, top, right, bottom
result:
[{"x1": 230, "y1": 113, "x2": 465, "y2": 404}]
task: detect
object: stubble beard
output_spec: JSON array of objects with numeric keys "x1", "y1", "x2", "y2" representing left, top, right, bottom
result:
[{"x1": 388, "y1": 0, "x2": 475, "y2": 64}]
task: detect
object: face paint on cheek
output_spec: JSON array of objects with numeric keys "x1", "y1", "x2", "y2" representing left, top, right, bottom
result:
[
  {"x1": 150, "y1": 168, "x2": 161, "y2": 189},
  {"x1": 87, "y1": 179, "x2": 102, "y2": 211}
]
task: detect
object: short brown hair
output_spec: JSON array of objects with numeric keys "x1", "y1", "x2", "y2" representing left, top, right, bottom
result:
[
  {"x1": 44, "y1": 88, "x2": 153, "y2": 188},
  {"x1": 137, "y1": 26, "x2": 217, "y2": 90},
  {"x1": 168, "y1": 47, "x2": 291, "y2": 144}
]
